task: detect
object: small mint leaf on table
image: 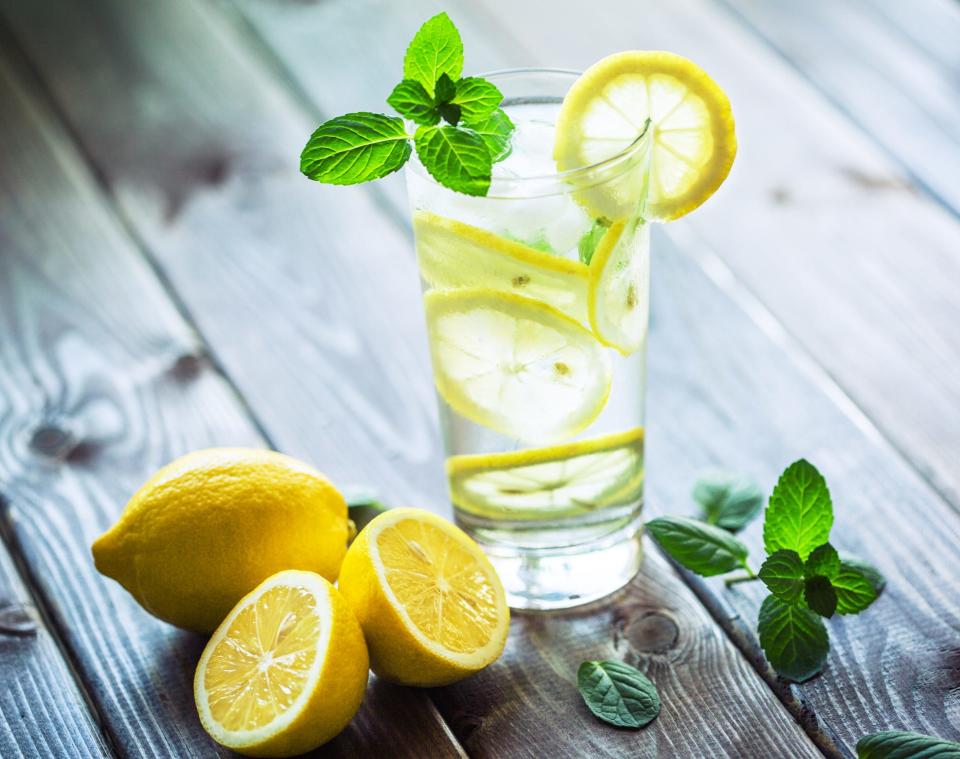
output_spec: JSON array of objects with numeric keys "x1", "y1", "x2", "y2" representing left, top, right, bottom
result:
[
  {"x1": 578, "y1": 218, "x2": 611, "y2": 265},
  {"x1": 463, "y1": 109, "x2": 514, "y2": 163},
  {"x1": 833, "y1": 562, "x2": 879, "y2": 614},
  {"x1": 453, "y1": 77, "x2": 503, "y2": 121},
  {"x1": 577, "y1": 660, "x2": 660, "y2": 729},
  {"x1": 693, "y1": 470, "x2": 764, "y2": 532},
  {"x1": 856, "y1": 730, "x2": 960, "y2": 758},
  {"x1": 415, "y1": 125, "x2": 492, "y2": 196},
  {"x1": 763, "y1": 459, "x2": 833, "y2": 560},
  {"x1": 300, "y1": 113, "x2": 411, "y2": 184},
  {"x1": 758, "y1": 549, "x2": 805, "y2": 604},
  {"x1": 387, "y1": 80, "x2": 439, "y2": 125},
  {"x1": 646, "y1": 516, "x2": 749, "y2": 577},
  {"x1": 403, "y1": 12, "x2": 463, "y2": 97},
  {"x1": 757, "y1": 594, "x2": 829, "y2": 682},
  {"x1": 805, "y1": 542, "x2": 840, "y2": 579},
  {"x1": 804, "y1": 575, "x2": 838, "y2": 618}
]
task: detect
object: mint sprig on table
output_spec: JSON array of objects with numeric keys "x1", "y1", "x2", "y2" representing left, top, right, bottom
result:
[
  {"x1": 300, "y1": 13, "x2": 514, "y2": 196},
  {"x1": 647, "y1": 459, "x2": 885, "y2": 682}
]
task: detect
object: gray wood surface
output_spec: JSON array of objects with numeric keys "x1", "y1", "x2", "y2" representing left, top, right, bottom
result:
[
  {"x1": 0, "y1": 0, "x2": 828, "y2": 756},
  {"x1": 0, "y1": 32, "x2": 462, "y2": 759},
  {"x1": 719, "y1": 0, "x2": 960, "y2": 215}
]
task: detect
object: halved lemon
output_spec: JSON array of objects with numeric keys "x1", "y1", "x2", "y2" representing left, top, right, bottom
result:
[
  {"x1": 194, "y1": 570, "x2": 368, "y2": 757},
  {"x1": 588, "y1": 216, "x2": 651, "y2": 355},
  {"x1": 447, "y1": 427, "x2": 645, "y2": 520},
  {"x1": 424, "y1": 288, "x2": 612, "y2": 442},
  {"x1": 555, "y1": 51, "x2": 737, "y2": 221},
  {"x1": 337, "y1": 508, "x2": 509, "y2": 687},
  {"x1": 413, "y1": 210, "x2": 590, "y2": 322}
]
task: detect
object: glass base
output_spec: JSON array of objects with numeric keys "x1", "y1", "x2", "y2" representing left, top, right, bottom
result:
[{"x1": 478, "y1": 523, "x2": 643, "y2": 611}]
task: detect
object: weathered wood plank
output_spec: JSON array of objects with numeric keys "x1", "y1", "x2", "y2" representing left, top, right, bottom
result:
[
  {"x1": 235, "y1": 0, "x2": 960, "y2": 517},
  {"x1": 0, "y1": 43, "x2": 462, "y2": 759},
  {"x1": 0, "y1": 0, "x2": 826, "y2": 756},
  {"x1": 717, "y1": 0, "x2": 960, "y2": 214},
  {"x1": 0, "y1": 524, "x2": 109, "y2": 758},
  {"x1": 227, "y1": 0, "x2": 960, "y2": 752}
]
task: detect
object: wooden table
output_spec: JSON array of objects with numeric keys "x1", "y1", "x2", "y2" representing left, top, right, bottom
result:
[{"x1": 2, "y1": 1, "x2": 959, "y2": 756}]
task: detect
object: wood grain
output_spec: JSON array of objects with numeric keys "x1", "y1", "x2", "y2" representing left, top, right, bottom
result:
[
  {"x1": 0, "y1": 520, "x2": 109, "y2": 758},
  {"x1": 719, "y1": 0, "x2": 960, "y2": 214},
  {"x1": 0, "y1": 44, "x2": 462, "y2": 759}
]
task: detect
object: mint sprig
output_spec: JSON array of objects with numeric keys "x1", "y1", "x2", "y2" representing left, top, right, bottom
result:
[
  {"x1": 301, "y1": 13, "x2": 515, "y2": 196},
  {"x1": 646, "y1": 459, "x2": 885, "y2": 682}
]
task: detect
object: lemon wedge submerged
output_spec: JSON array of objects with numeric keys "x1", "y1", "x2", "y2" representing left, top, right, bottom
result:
[{"x1": 194, "y1": 570, "x2": 368, "y2": 757}]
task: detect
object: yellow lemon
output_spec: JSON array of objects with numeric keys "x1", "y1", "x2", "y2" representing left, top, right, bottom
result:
[
  {"x1": 195, "y1": 570, "x2": 368, "y2": 757},
  {"x1": 92, "y1": 448, "x2": 348, "y2": 632},
  {"x1": 337, "y1": 508, "x2": 509, "y2": 686}
]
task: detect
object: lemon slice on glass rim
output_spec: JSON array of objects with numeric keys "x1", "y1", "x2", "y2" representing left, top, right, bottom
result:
[
  {"x1": 554, "y1": 51, "x2": 737, "y2": 221},
  {"x1": 413, "y1": 210, "x2": 590, "y2": 323},
  {"x1": 447, "y1": 427, "x2": 645, "y2": 520},
  {"x1": 423, "y1": 288, "x2": 612, "y2": 443}
]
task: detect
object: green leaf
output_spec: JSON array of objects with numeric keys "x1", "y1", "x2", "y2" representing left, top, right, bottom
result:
[
  {"x1": 805, "y1": 542, "x2": 840, "y2": 579},
  {"x1": 403, "y1": 12, "x2": 463, "y2": 97},
  {"x1": 804, "y1": 575, "x2": 838, "y2": 618},
  {"x1": 758, "y1": 549, "x2": 805, "y2": 604},
  {"x1": 693, "y1": 470, "x2": 764, "y2": 532},
  {"x1": 301, "y1": 113, "x2": 411, "y2": 185},
  {"x1": 757, "y1": 594, "x2": 829, "y2": 682},
  {"x1": 763, "y1": 459, "x2": 834, "y2": 560},
  {"x1": 577, "y1": 660, "x2": 660, "y2": 729},
  {"x1": 856, "y1": 730, "x2": 960, "y2": 758},
  {"x1": 343, "y1": 487, "x2": 389, "y2": 533},
  {"x1": 414, "y1": 125, "x2": 492, "y2": 196},
  {"x1": 434, "y1": 72, "x2": 457, "y2": 103},
  {"x1": 833, "y1": 562, "x2": 879, "y2": 615},
  {"x1": 578, "y1": 218, "x2": 611, "y2": 265},
  {"x1": 462, "y1": 109, "x2": 514, "y2": 163},
  {"x1": 387, "y1": 80, "x2": 439, "y2": 125},
  {"x1": 841, "y1": 555, "x2": 887, "y2": 596},
  {"x1": 453, "y1": 77, "x2": 503, "y2": 121},
  {"x1": 646, "y1": 516, "x2": 749, "y2": 577}
]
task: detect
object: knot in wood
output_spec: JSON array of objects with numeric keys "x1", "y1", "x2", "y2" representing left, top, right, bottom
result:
[
  {"x1": 169, "y1": 352, "x2": 206, "y2": 380},
  {"x1": 29, "y1": 423, "x2": 77, "y2": 460},
  {"x1": 621, "y1": 611, "x2": 679, "y2": 654},
  {"x1": 0, "y1": 601, "x2": 38, "y2": 637}
]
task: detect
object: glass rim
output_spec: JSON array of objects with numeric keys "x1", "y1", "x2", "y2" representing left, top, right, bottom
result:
[{"x1": 405, "y1": 67, "x2": 651, "y2": 197}]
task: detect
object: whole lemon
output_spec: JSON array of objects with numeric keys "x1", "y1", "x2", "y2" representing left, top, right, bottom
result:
[{"x1": 92, "y1": 448, "x2": 348, "y2": 632}]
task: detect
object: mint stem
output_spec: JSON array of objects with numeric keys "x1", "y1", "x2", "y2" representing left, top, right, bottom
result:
[{"x1": 725, "y1": 573, "x2": 760, "y2": 588}]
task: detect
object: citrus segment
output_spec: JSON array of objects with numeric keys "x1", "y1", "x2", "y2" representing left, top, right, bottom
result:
[
  {"x1": 194, "y1": 570, "x2": 368, "y2": 756},
  {"x1": 447, "y1": 428, "x2": 645, "y2": 520},
  {"x1": 588, "y1": 217, "x2": 651, "y2": 355},
  {"x1": 414, "y1": 210, "x2": 589, "y2": 322},
  {"x1": 423, "y1": 288, "x2": 612, "y2": 442},
  {"x1": 337, "y1": 508, "x2": 509, "y2": 686},
  {"x1": 555, "y1": 51, "x2": 736, "y2": 220}
]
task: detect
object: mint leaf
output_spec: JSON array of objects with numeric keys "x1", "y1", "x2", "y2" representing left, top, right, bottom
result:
[
  {"x1": 578, "y1": 218, "x2": 611, "y2": 265},
  {"x1": 301, "y1": 113, "x2": 411, "y2": 185},
  {"x1": 415, "y1": 125, "x2": 491, "y2": 196},
  {"x1": 763, "y1": 459, "x2": 833, "y2": 560},
  {"x1": 757, "y1": 594, "x2": 829, "y2": 682},
  {"x1": 463, "y1": 109, "x2": 514, "y2": 163},
  {"x1": 804, "y1": 575, "x2": 838, "y2": 618},
  {"x1": 646, "y1": 516, "x2": 749, "y2": 577},
  {"x1": 387, "y1": 80, "x2": 438, "y2": 125},
  {"x1": 833, "y1": 562, "x2": 879, "y2": 614},
  {"x1": 758, "y1": 549, "x2": 804, "y2": 604},
  {"x1": 805, "y1": 543, "x2": 840, "y2": 579},
  {"x1": 694, "y1": 470, "x2": 764, "y2": 532},
  {"x1": 453, "y1": 77, "x2": 503, "y2": 121},
  {"x1": 577, "y1": 660, "x2": 660, "y2": 729},
  {"x1": 856, "y1": 730, "x2": 960, "y2": 758},
  {"x1": 403, "y1": 12, "x2": 463, "y2": 97},
  {"x1": 841, "y1": 555, "x2": 886, "y2": 596},
  {"x1": 343, "y1": 488, "x2": 389, "y2": 533},
  {"x1": 434, "y1": 72, "x2": 457, "y2": 103}
]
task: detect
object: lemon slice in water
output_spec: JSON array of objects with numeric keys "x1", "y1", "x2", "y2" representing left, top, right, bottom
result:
[
  {"x1": 555, "y1": 51, "x2": 736, "y2": 220},
  {"x1": 447, "y1": 428, "x2": 645, "y2": 520},
  {"x1": 413, "y1": 210, "x2": 589, "y2": 322},
  {"x1": 424, "y1": 288, "x2": 611, "y2": 442}
]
